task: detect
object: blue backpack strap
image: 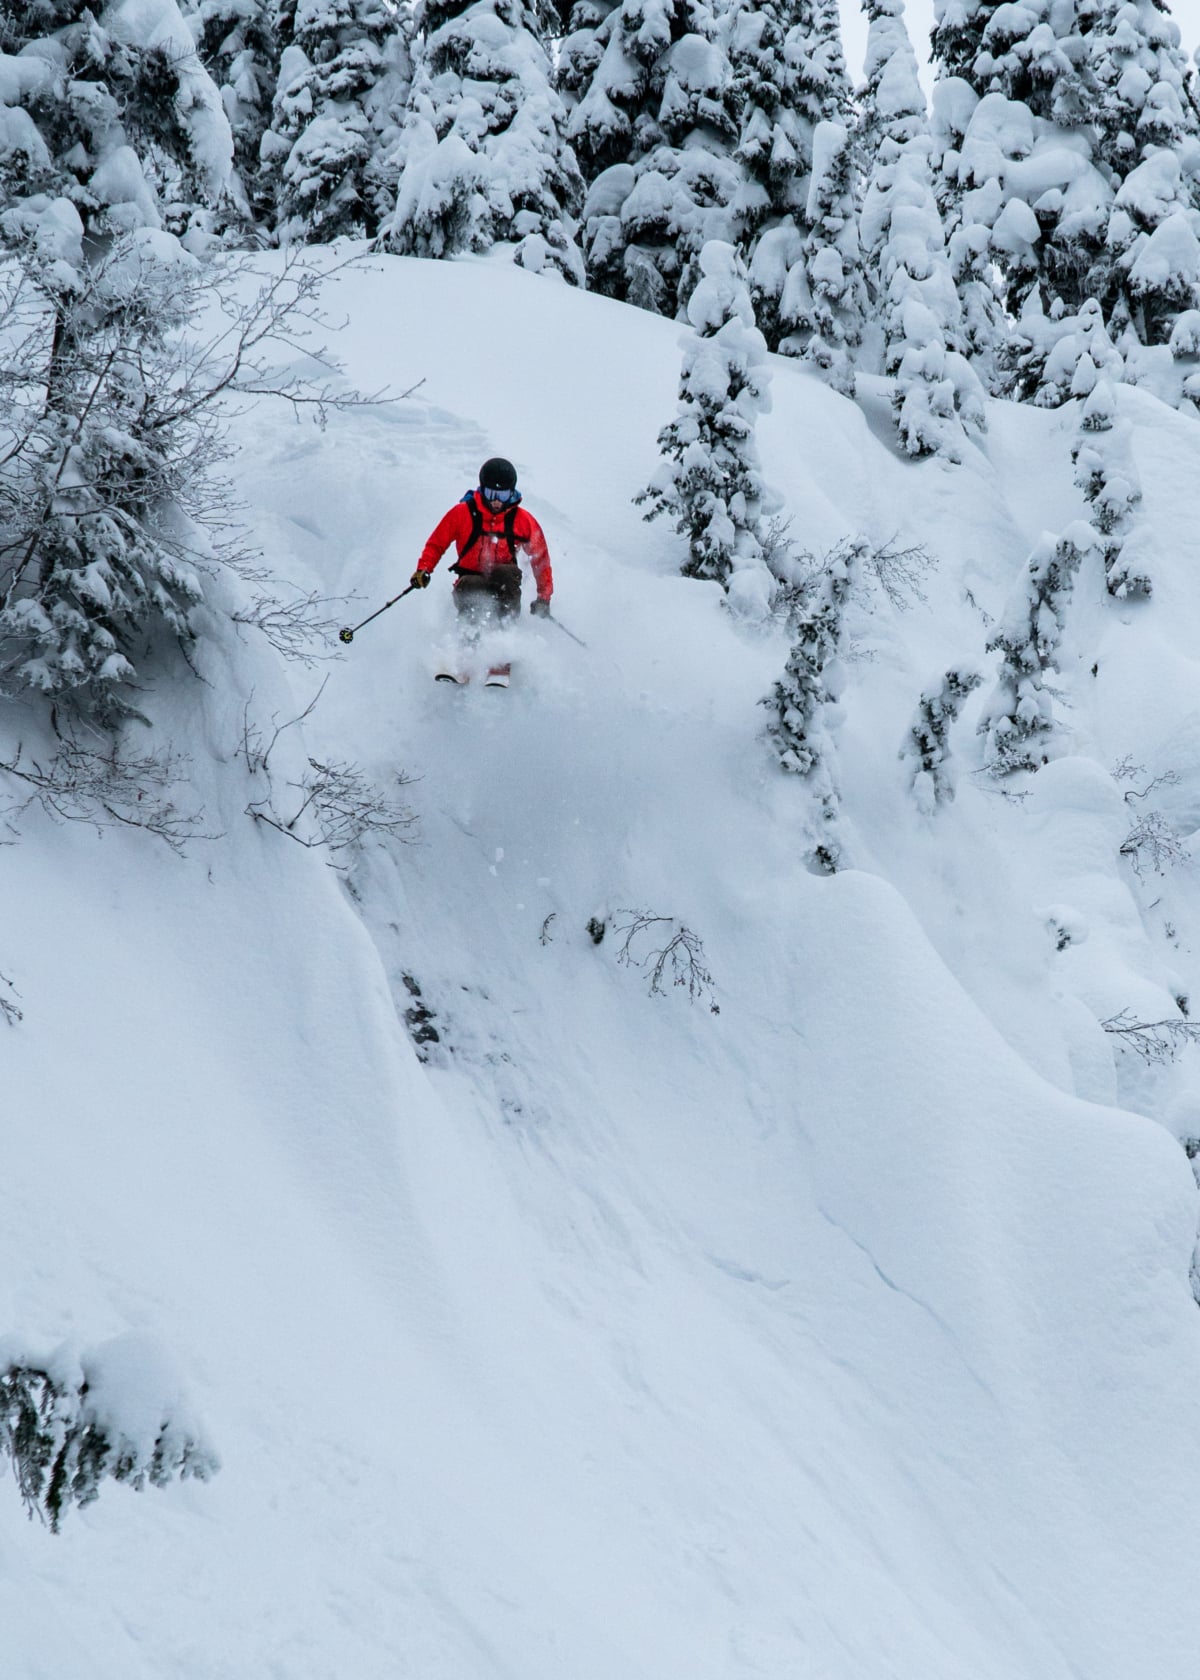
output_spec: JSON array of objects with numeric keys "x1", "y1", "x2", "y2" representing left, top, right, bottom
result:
[{"x1": 456, "y1": 490, "x2": 484, "y2": 563}]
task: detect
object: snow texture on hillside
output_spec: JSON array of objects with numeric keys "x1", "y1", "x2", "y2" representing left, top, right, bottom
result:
[{"x1": 3, "y1": 248, "x2": 1200, "y2": 1678}]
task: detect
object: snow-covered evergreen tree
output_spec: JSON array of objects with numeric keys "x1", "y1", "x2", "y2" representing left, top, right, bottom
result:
[
  {"x1": 859, "y1": 0, "x2": 984, "y2": 456},
  {"x1": 378, "y1": 0, "x2": 583, "y2": 282},
  {"x1": 556, "y1": 0, "x2": 618, "y2": 119},
  {"x1": 978, "y1": 523, "x2": 1099, "y2": 774},
  {"x1": 901, "y1": 666, "x2": 982, "y2": 812},
  {"x1": 186, "y1": 0, "x2": 280, "y2": 209},
  {"x1": 0, "y1": 0, "x2": 237, "y2": 245},
  {"x1": 257, "y1": 0, "x2": 411, "y2": 242},
  {"x1": 637, "y1": 241, "x2": 774, "y2": 607},
  {"x1": 1072, "y1": 376, "x2": 1151, "y2": 598},
  {"x1": 0, "y1": 224, "x2": 207, "y2": 725},
  {"x1": 571, "y1": 0, "x2": 740, "y2": 314},
  {"x1": 723, "y1": 0, "x2": 807, "y2": 259},
  {"x1": 763, "y1": 535, "x2": 863, "y2": 870},
  {"x1": 929, "y1": 0, "x2": 1200, "y2": 398},
  {"x1": 1, "y1": 1334, "x2": 218, "y2": 1532},
  {"x1": 781, "y1": 118, "x2": 868, "y2": 391},
  {"x1": 746, "y1": 0, "x2": 859, "y2": 360},
  {"x1": 1009, "y1": 293, "x2": 1125, "y2": 408}
]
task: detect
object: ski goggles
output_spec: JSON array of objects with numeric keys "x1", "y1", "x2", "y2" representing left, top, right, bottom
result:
[{"x1": 480, "y1": 485, "x2": 518, "y2": 504}]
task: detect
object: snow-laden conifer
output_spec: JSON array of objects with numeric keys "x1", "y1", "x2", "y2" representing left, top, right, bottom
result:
[
  {"x1": 573, "y1": 0, "x2": 740, "y2": 313},
  {"x1": 378, "y1": 0, "x2": 583, "y2": 282},
  {"x1": 723, "y1": 0, "x2": 808, "y2": 263},
  {"x1": 0, "y1": 0, "x2": 237, "y2": 244},
  {"x1": 1, "y1": 1334, "x2": 218, "y2": 1531},
  {"x1": 929, "y1": 0, "x2": 1200, "y2": 399},
  {"x1": 927, "y1": 76, "x2": 1010, "y2": 392},
  {"x1": 1010, "y1": 295, "x2": 1125, "y2": 409},
  {"x1": 636, "y1": 241, "x2": 774, "y2": 607},
  {"x1": 186, "y1": 0, "x2": 280, "y2": 207},
  {"x1": 1072, "y1": 377, "x2": 1151, "y2": 599},
  {"x1": 901, "y1": 666, "x2": 982, "y2": 812},
  {"x1": 257, "y1": 0, "x2": 411, "y2": 241},
  {"x1": 859, "y1": 0, "x2": 984, "y2": 457},
  {"x1": 978, "y1": 523, "x2": 1099, "y2": 774},
  {"x1": 747, "y1": 0, "x2": 859, "y2": 362},
  {"x1": 781, "y1": 118, "x2": 868, "y2": 392},
  {"x1": 763, "y1": 535, "x2": 863, "y2": 869}
]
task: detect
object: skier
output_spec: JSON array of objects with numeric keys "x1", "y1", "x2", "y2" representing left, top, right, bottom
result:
[{"x1": 410, "y1": 458, "x2": 553, "y2": 686}]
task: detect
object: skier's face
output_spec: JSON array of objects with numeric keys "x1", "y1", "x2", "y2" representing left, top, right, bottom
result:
[{"x1": 481, "y1": 486, "x2": 517, "y2": 508}]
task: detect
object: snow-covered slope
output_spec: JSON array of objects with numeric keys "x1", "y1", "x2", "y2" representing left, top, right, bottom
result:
[{"x1": 4, "y1": 250, "x2": 1200, "y2": 1679}]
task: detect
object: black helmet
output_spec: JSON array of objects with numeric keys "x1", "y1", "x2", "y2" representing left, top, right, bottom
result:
[{"x1": 479, "y1": 457, "x2": 517, "y2": 492}]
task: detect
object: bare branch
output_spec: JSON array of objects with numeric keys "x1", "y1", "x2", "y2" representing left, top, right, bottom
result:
[
  {"x1": 1101, "y1": 1009, "x2": 1200, "y2": 1064},
  {"x1": 232, "y1": 591, "x2": 353, "y2": 665},
  {"x1": 0, "y1": 737, "x2": 215, "y2": 853},
  {"x1": 612, "y1": 908, "x2": 719, "y2": 1011}
]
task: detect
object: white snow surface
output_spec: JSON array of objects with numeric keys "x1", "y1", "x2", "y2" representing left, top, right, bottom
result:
[{"x1": 4, "y1": 247, "x2": 1200, "y2": 1677}]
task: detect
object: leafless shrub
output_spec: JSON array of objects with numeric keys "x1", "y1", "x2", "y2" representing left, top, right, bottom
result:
[
  {"x1": 1, "y1": 970, "x2": 21, "y2": 1026},
  {"x1": 236, "y1": 682, "x2": 326, "y2": 777},
  {"x1": 232, "y1": 589, "x2": 354, "y2": 665},
  {"x1": 248, "y1": 758, "x2": 417, "y2": 856},
  {"x1": 539, "y1": 912, "x2": 557, "y2": 946},
  {"x1": 612, "y1": 909, "x2": 719, "y2": 1011},
  {"x1": 1112, "y1": 758, "x2": 1181, "y2": 803},
  {"x1": 0, "y1": 736, "x2": 214, "y2": 853},
  {"x1": 771, "y1": 534, "x2": 933, "y2": 623},
  {"x1": 1101, "y1": 1009, "x2": 1200, "y2": 1064},
  {"x1": 1120, "y1": 810, "x2": 1190, "y2": 878}
]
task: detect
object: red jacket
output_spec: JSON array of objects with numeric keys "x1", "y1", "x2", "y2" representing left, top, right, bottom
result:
[{"x1": 417, "y1": 494, "x2": 553, "y2": 601}]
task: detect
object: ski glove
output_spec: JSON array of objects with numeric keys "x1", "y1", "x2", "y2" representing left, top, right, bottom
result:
[
  {"x1": 410, "y1": 570, "x2": 431, "y2": 589},
  {"x1": 530, "y1": 598, "x2": 551, "y2": 618}
]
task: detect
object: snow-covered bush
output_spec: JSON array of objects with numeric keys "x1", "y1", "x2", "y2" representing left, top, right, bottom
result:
[
  {"x1": 378, "y1": 0, "x2": 583, "y2": 281},
  {"x1": 902, "y1": 666, "x2": 982, "y2": 812},
  {"x1": 636, "y1": 242, "x2": 773, "y2": 600},
  {"x1": 0, "y1": 1333, "x2": 218, "y2": 1532}
]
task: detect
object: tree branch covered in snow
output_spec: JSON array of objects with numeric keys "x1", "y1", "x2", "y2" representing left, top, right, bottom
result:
[{"x1": 0, "y1": 1334, "x2": 219, "y2": 1533}]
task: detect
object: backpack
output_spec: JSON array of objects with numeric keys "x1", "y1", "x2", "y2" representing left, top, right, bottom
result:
[{"x1": 457, "y1": 489, "x2": 521, "y2": 566}]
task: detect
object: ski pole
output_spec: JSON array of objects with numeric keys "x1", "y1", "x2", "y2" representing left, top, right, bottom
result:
[
  {"x1": 338, "y1": 584, "x2": 417, "y2": 645},
  {"x1": 547, "y1": 612, "x2": 587, "y2": 648}
]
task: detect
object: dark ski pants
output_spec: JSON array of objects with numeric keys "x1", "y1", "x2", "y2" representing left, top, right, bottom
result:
[{"x1": 452, "y1": 566, "x2": 522, "y2": 637}]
